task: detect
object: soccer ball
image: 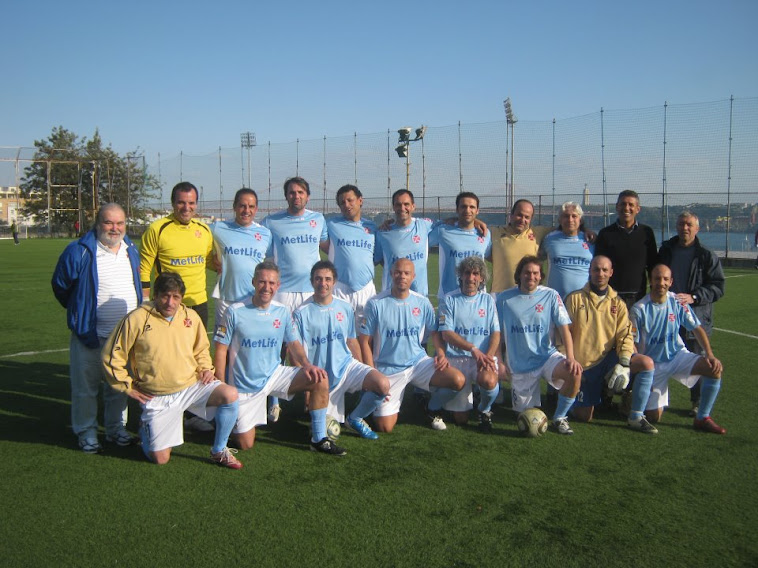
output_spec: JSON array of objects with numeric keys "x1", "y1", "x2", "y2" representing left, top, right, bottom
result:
[
  {"x1": 516, "y1": 408, "x2": 548, "y2": 438},
  {"x1": 326, "y1": 416, "x2": 341, "y2": 440}
]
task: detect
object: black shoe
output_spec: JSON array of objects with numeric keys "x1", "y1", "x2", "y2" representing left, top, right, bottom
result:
[
  {"x1": 414, "y1": 391, "x2": 429, "y2": 413},
  {"x1": 310, "y1": 437, "x2": 347, "y2": 456},
  {"x1": 478, "y1": 410, "x2": 493, "y2": 434}
]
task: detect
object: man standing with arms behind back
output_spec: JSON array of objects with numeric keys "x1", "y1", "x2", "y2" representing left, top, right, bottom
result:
[
  {"x1": 52, "y1": 203, "x2": 141, "y2": 453},
  {"x1": 658, "y1": 211, "x2": 725, "y2": 415},
  {"x1": 594, "y1": 190, "x2": 658, "y2": 308},
  {"x1": 139, "y1": 181, "x2": 213, "y2": 328}
]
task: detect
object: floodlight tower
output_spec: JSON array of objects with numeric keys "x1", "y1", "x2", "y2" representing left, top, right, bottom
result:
[
  {"x1": 395, "y1": 125, "x2": 427, "y2": 202},
  {"x1": 240, "y1": 131, "x2": 257, "y2": 188},
  {"x1": 503, "y1": 98, "x2": 517, "y2": 210}
]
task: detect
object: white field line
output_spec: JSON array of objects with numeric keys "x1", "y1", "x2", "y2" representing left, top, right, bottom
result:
[
  {"x1": 713, "y1": 328, "x2": 758, "y2": 340},
  {"x1": 1, "y1": 331, "x2": 216, "y2": 359}
]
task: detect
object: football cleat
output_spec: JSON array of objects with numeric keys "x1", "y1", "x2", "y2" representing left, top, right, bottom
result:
[
  {"x1": 627, "y1": 416, "x2": 658, "y2": 435},
  {"x1": 210, "y1": 447, "x2": 243, "y2": 469},
  {"x1": 310, "y1": 437, "x2": 347, "y2": 456},
  {"x1": 267, "y1": 404, "x2": 281, "y2": 424},
  {"x1": 693, "y1": 416, "x2": 726, "y2": 435},
  {"x1": 430, "y1": 413, "x2": 447, "y2": 431},
  {"x1": 78, "y1": 437, "x2": 102, "y2": 454},
  {"x1": 551, "y1": 417, "x2": 574, "y2": 435},
  {"x1": 478, "y1": 410, "x2": 493, "y2": 434},
  {"x1": 346, "y1": 416, "x2": 379, "y2": 440},
  {"x1": 689, "y1": 400, "x2": 700, "y2": 418}
]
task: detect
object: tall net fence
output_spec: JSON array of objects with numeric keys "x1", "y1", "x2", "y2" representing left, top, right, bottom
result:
[{"x1": 1, "y1": 97, "x2": 757, "y2": 254}]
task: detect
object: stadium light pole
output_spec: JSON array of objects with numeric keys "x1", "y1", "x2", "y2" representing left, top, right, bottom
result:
[
  {"x1": 240, "y1": 132, "x2": 256, "y2": 189},
  {"x1": 395, "y1": 125, "x2": 426, "y2": 200},
  {"x1": 503, "y1": 98, "x2": 517, "y2": 210}
]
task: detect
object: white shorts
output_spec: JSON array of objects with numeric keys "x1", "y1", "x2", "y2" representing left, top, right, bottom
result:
[
  {"x1": 646, "y1": 349, "x2": 701, "y2": 410},
  {"x1": 273, "y1": 291, "x2": 313, "y2": 313},
  {"x1": 140, "y1": 380, "x2": 223, "y2": 453},
  {"x1": 327, "y1": 358, "x2": 374, "y2": 422},
  {"x1": 214, "y1": 298, "x2": 234, "y2": 329},
  {"x1": 444, "y1": 356, "x2": 499, "y2": 412},
  {"x1": 374, "y1": 356, "x2": 436, "y2": 417},
  {"x1": 333, "y1": 280, "x2": 376, "y2": 322},
  {"x1": 509, "y1": 351, "x2": 566, "y2": 413},
  {"x1": 235, "y1": 365, "x2": 300, "y2": 433}
]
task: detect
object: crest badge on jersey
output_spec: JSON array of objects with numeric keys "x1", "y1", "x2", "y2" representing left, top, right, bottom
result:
[
  {"x1": 336, "y1": 312, "x2": 344, "y2": 322},
  {"x1": 273, "y1": 318, "x2": 281, "y2": 328},
  {"x1": 535, "y1": 304, "x2": 544, "y2": 313},
  {"x1": 412, "y1": 307, "x2": 421, "y2": 317},
  {"x1": 412, "y1": 235, "x2": 421, "y2": 244},
  {"x1": 309, "y1": 219, "x2": 317, "y2": 227},
  {"x1": 255, "y1": 233, "x2": 262, "y2": 241},
  {"x1": 183, "y1": 318, "x2": 193, "y2": 327},
  {"x1": 668, "y1": 313, "x2": 676, "y2": 322},
  {"x1": 478, "y1": 308, "x2": 486, "y2": 317},
  {"x1": 195, "y1": 230, "x2": 202, "y2": 238}
]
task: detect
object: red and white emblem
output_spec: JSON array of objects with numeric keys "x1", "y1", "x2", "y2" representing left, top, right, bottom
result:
[
  {"x1": 610, "y1": 305, "x2": 617, "y2": 315},
  {"x1": 183, "y1": 318, "x2": 192, "y2": 327},
  {"x1": 582, "y1": 242, "x2": 589, "y2": 250},
  {"x1": 478, "y1": 308, "x2": 486, "y2": 318},
  {"x1": 336, "y1": 312, "x2": 344, "y2": 322},
  {"x1": 309, "y1": 220, "x2": 317, "y2": 227},
  {"x1": 412, "y1": 307, "x2": 421, "y2": 316},
  {"x1": 195, "y1": 230, "x2": 202, "y2": 238},
  {"x1": 535, "y1": 304, "x2": 544, "y2": 313},
  {"x1": 668, "y1": 313, "x2": 676, "y2": 322},
  {"x1": 478, "y1": 236, "x2": 484, "y2": 243},
  {"x1": 412, "y1": 235, "x2": 421, "y2": 244},
  {"x1": 528, "y1": 233, "x2": 535, "y2": 241},
  {"x1": 364, "y1": 227, "x2": 371, "y2": 234},
  {"x1": 255, "y1": 233, "x2": 262, "y2": 241},
  {"x1": 273, "y1": 318, "x2": 281, "y2": 328}
]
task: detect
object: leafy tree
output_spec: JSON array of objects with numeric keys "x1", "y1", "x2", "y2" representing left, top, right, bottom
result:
[{"x1": 20, "y1": 126, "x2": 159, "y2": 233}]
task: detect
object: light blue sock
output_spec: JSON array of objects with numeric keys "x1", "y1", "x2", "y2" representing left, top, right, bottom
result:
[
  {"x1": 428, "y1": 387, "x2": 458, "y2": 412},
  {"x1": 212, "y1": 401, "x2": 239, "y2": 454},
  {"x1": 478, "y1": 384, "x2": 499, "y2": 413},
  {"x1": 269, "y1": 396, "x2": 280, "y2": 408},
  {"x1": 630, "y1": 369, "x2": 654, "y2": 419},
  {"x1": 696, "y1": 377, "x2": 721, "y2": 420},
  {"x1": 349, "y1": 391, "x2": 385, "y2": 421},
  {"x1": 552, "y1": 394, "x2": 576, "y2": 421},
  {"x1": 310, "y1": 407, "x2": 327, "y2": 443}
]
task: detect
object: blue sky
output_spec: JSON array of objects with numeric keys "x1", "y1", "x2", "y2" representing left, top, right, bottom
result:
[{"x1": 3, "y1": 0, "x2": 757, "y2": 158}]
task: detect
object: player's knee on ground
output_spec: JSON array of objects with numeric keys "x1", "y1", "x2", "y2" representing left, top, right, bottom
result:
[
  {"x1": 645, "y1": 408, "x2": 663, "y2": 423},
  {"x1": 150, "y1": 450, "x2": 172, "y2": 465},
  {"x1": 572, "y1": 406, "x2": 594, "y2": 423},
  {"x1": 236, "y1": 429, "x2": 256, "y2": 450},
  {"x1": 453, "y1": 410, "x2": 469, "y2": 425},
  {"x1": 373, "y1": 414, "x2": 397, "y2": 433}
]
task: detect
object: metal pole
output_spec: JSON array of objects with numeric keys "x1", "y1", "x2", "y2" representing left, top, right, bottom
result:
[
  {"x1": 600, "y1": 108, "x2": 608, "y2": 225},
  {"x1": 218, "y1": 146, "x2": 223, "y2": 221},
  {"x1": 552, "y1": 118, "x2": 556, "y2": 225},
  {"x1": 458, "y1": 121, "x2": 463, "y2": 193},
  {"x1": 354, "y1": 131, "x2": 358, "y2": 185},
  {"x1": 296, "y1": 139, "x2": 299, "y2": 176},
  {"x1": 505, "y1": 120, "x2": 510, "y2": 212},
  {"x1": 421, "y1": 136, "x2": 426, "y2": 217},
  {"x1": 47, "y1": 160, "x2": 51, "y2": 234},
  {"x1": 662, "y1": 102, "x2": 668, "y2": 243},
  {"x1": 725, "y1": 95, "x2": 734, "y2": 258},
  {"x1": 267, "y1": 141, "x2": 271, "y2": 215},
  {"x1": 323, "y1": 135, "x2": 327, "y2": 213},
  {"x1": 387, "y1": 130, "x2": 391, "y2": 210},
  {"x1": 510, "y1": 120, "x2": 515, "y2": 205}
]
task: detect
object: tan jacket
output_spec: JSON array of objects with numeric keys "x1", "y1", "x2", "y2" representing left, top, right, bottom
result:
[
  {"x1": 563, "y1": 283, "x2": 634, "y2": 369},
  {"x1": 102, "y1": 302, "x2": 213, "y2": 396}
]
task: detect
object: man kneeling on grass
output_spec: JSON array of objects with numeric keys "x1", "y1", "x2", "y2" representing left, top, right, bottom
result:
[
  {"x1": 628, "y1": 264, "x2": 726, "y2": 434},
  {"x1": 213, "y1": 261, "x2": 347, "y2": 456},
  {"x1": 102, "y1": 272, "x2": 242, "y2": 469}
]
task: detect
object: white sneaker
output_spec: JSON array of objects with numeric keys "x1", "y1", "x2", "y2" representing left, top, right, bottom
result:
[
  {"x1": 551, "y1": 417, "x2": 574, "y2": 435},
  {"x1": 184, "y1": 415, "x2": 215, "y2": 432},
  {"x1": 430, "y1": 414, "x2": 447, "y2": 431},
  {"x1": 267, "y1": 404, "x2": 281, "y2": 423}
]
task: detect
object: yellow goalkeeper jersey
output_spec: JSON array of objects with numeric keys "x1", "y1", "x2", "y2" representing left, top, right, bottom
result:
[{"x1": 139, "y1": 214, "x2": 213, "y2": 306}]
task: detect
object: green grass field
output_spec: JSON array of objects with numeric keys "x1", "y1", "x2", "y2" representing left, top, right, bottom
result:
[{"x1": 1, "y1": 238, "x2": 757, "y2": 568}]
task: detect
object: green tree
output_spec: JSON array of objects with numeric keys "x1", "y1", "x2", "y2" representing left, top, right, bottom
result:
[{"x1": 20, "y1": 126, "x2": 159, "y2": 233}]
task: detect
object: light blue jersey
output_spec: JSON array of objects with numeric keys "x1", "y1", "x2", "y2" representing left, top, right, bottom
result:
[
  {"x1": 214, "y1": 300, "x2": 300, "y2": 393},
  {"x1": 360, "y1": 290, "x2": 436, "y2": 375},
  {"x1": 211, "y1": 220, "x2": 272, "y2": 303},
  {"x1": 326, "y1": 216, "x2": 376, "y2": 292},
  {"x1": 262, "y1": 209, "x2": 328, "y2": 292},
  {"x1": 429, "y1": 224, "x2": 491, "y2": 298},
  {"x1": 542, "y1": 230, "x2": 594, "y2": 299},
  {"x1": 495, "y1": 285, "x2": 572, "y2": 374},
  {"x1": 294, "y1": 297, "x2": 356, "y2": 392},
  {"x1": 630, "y1": 292, "x2": 700, "y2": 363},
  {"x1": 375, "y1": 218, "x2": 434, "y2": 295},
  {"x1": 438, "y1": 290, "x2": 500, "y2": 358}
]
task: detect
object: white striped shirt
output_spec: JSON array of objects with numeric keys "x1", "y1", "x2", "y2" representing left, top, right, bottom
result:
[{"x1": 96, "y1": 240, "x2": 138, "y2": 338}]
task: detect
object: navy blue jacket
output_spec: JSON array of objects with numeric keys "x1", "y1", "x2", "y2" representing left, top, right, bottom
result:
[{"x1": 52, "y1": 229, "x2": 142, "y2": 348}]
